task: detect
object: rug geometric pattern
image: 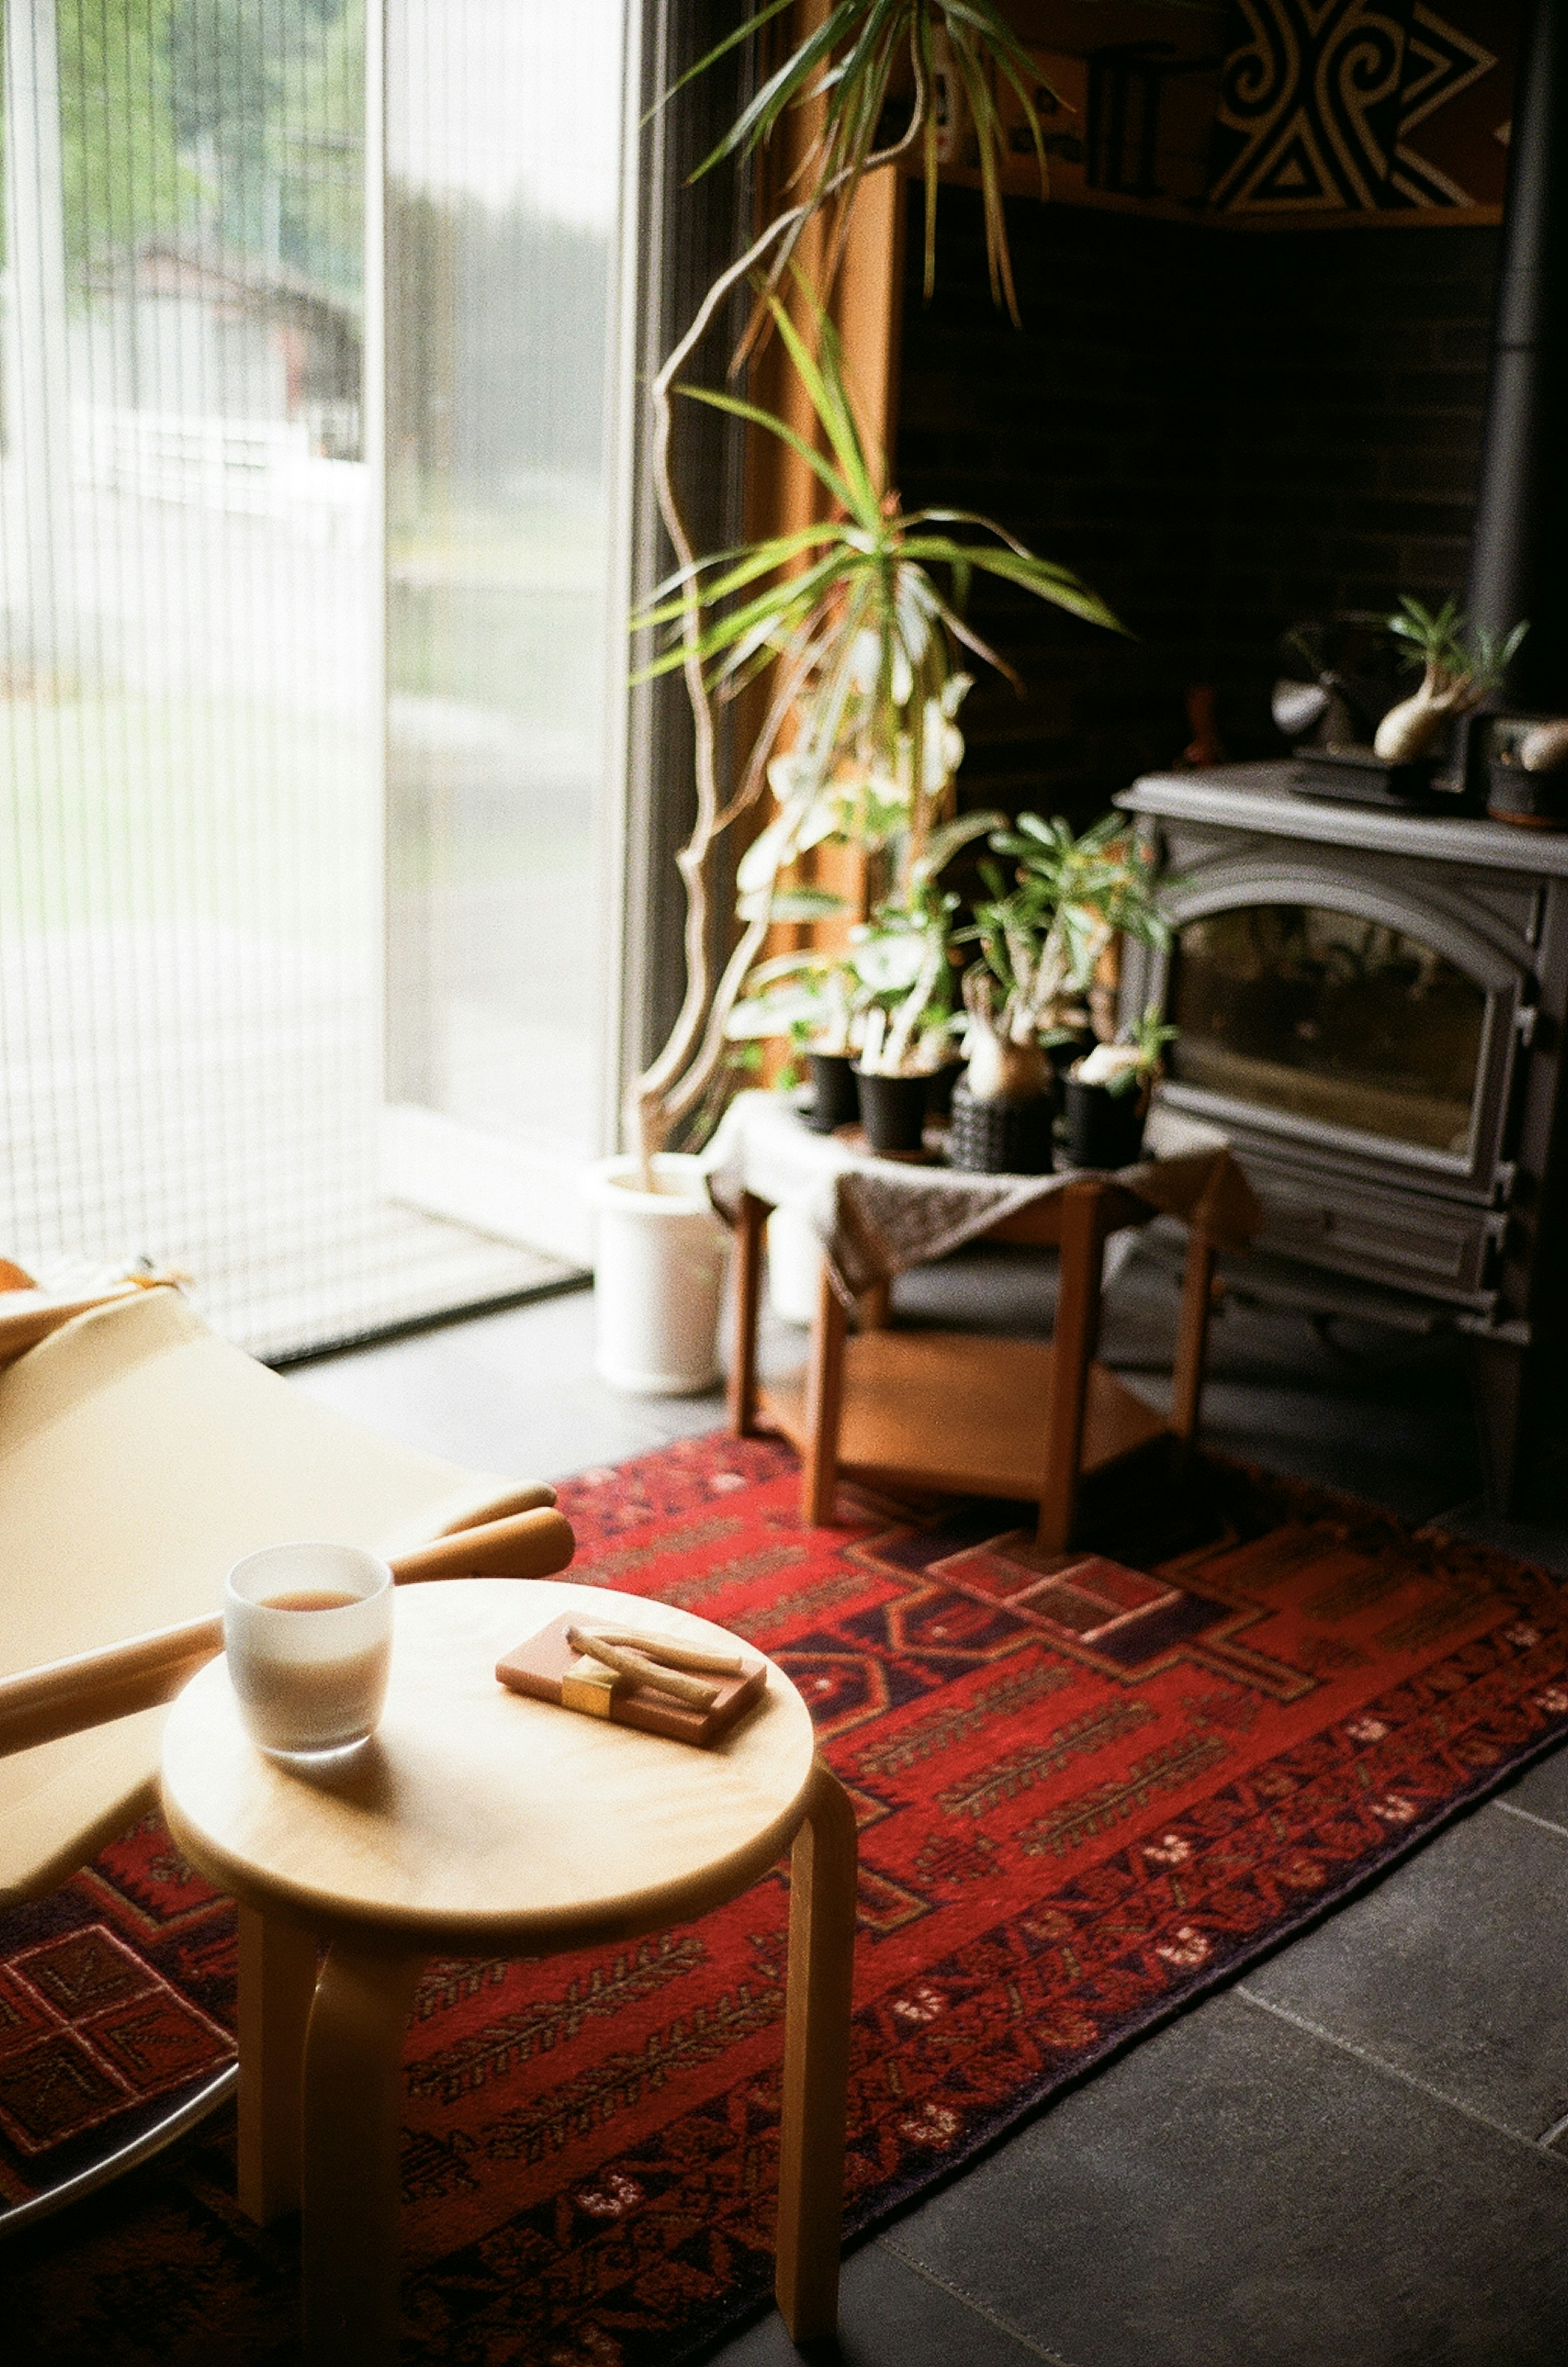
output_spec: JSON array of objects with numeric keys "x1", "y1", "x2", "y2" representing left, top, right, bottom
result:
[{"x1": 5, "y1": 1432, "x2": 1568, "y2": 2364}]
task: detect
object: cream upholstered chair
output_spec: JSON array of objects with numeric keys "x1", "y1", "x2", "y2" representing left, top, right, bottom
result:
[
  {"x1": 0, "y1": 1276, "x2": 570, "y2": 2229},
  {"x1": 0, "y1": 1280, "x2": 561, "y2": 1907}
]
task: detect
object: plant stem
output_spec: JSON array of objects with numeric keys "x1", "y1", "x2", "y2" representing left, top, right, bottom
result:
[{"x1": 626, "y1": 89, "x2": 924, "y2": 1181}]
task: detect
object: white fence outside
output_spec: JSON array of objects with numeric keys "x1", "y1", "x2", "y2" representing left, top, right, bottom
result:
[{"x1": 73, "y1": 405, "x2": 368, "y2": 539}]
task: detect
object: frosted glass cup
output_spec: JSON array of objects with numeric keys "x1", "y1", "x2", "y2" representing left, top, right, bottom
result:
[{"x1": 224, "y1": 1543, "x2": 394, "y2": 1760}]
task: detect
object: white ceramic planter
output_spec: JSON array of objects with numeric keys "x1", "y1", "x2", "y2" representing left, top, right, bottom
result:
[
  {"x1": 582, "y1": 1154, "x2": 730, "y2": 1395},
  {"x1": 767, "y1": 1205, "x2": 824, "y2": 1327}
]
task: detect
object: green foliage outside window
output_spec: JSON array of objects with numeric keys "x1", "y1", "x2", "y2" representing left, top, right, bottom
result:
[{"x1": 1, "y1": 0, "x2": 363, "y2": 302}]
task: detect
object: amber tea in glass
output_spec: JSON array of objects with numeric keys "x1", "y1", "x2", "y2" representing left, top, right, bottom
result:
[{"x1": 224, "y1": 1543, "x2": 394, "y2": 1759}]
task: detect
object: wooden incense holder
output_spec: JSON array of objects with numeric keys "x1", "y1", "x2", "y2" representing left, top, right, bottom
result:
[{"x1": 496, "y1": 1615, "x2": 767, "y2": 1746}]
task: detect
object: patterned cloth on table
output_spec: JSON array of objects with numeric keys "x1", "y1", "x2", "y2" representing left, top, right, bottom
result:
[{"x1": 704, "y1": 1091, "x2": 1261, "y2": 1302}]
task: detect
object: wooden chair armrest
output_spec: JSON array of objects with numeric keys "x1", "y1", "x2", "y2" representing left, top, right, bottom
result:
[
  {"x1": 0, "y1": 1507, "x2": 575, "y2": 1760},
  {"x1": 393, "y1": 1507, "x2": 573, "y2": 1582},
  {"x1": 439, "y1": 1482, "x2": 556, "y2": 1529}
]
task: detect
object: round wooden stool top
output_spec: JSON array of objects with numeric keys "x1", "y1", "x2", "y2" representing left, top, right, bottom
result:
[{"x1": 160, "y1": 1579, "x2": 817, "y2": 1955}]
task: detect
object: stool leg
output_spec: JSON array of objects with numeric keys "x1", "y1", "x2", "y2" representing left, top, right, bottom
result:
[
  {"x1": 775, "y1": 1759, "x2": 858, "y2": 2340},
  {"x1": 237, "y1": 1905, "x2": 316, "y2": 2224},
  {"x1": 302, "y1": 1941, "x2": 425, "y2": 2367}
]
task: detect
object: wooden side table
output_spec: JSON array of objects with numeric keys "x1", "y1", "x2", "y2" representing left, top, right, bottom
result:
[
  {"x1": 160, "y1": 1579, "x2": 853, "y2": 2366},
  {"x1": 730, "y1": 1175, "x2": 1220, "y2": 1549}
]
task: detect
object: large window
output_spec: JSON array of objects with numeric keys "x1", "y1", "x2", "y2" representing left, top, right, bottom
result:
[{"x1": 0, "y1": 0, "x2": 628, "y2": 1354}]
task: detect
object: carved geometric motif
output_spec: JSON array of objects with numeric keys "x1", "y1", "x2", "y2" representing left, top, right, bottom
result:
[
  {"x1": 1391, "y1": 3, "x2": 1499, "y2": 206},
  {"x1": 1210, "y1": 0, "x2": 1501, "y2": 214}
]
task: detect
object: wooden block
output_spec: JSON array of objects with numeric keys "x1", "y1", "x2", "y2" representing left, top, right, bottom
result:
[
  {"x1": 496, "y1": 1616, "x2": 767, "y2": 1747},
  {"x1": 561, "y1": 1655, "x2": 617, "y2": 1718}
]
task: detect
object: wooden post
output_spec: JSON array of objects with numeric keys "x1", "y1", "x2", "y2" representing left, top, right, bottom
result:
[
  {"x1": 236, "y1": 1907, "x2": 317, "y2": 2224},
  {"x1": 728, "y1": 1192, "x2": 768, "y2": 1437},
  {"x1": 802, "y1": 1263, "x2": 849, "y2": 1524},
  {"x1": 859, "y1": 1277, "x2": 891, "y2": 1332},
  {"x1": 1037, "y1": 1181, "x2": 1108, "y2": 1554},
  {"x1": 775, "y1": 1759, "x2": 858, "y2": 2340},
  {"x1": 741, "y1": 81, "x2": 908, "y2": 968},
  {"x1": 1171, "y1": 1228, "x2": 1218, "y2": 1447},
  {"x1": 301, "y1": 1942, "x2": 425, "y2": 2366}
]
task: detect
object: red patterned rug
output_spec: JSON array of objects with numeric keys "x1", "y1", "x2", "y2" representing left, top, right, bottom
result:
[{"x1": 4, "y1": 1434, "x2": 1568, "y2": 2363}]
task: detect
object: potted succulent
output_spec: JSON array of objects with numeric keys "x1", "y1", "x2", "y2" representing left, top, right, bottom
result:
[
  {"x1": 1063, "y1": 1007, "x2": 1178, "y2": 1170},
  {"x1": 949, "y1": 814, "x2": 1169, "y2": 1174},
  {"x1": 849, "y1": 880, "x2": 965, "y2": 1152},
  {"x1": 949, "y1": 868, "x2": 1067, "y2": 1177},
  {"x1": 1374, "y1": 597, "x2": 1528, "y2": 767},
  {"x1": 726, "y1": 804, "x2": 1000, "y2": 1141},
  {"x1": 1483, "y1": 711, "x2": 1568, "y2": 828},
  {"x1": 838, "y1": 811, "x2": 1015, "y2": 1152},
  {"x1": 726, "y1": 946, "x2": 865, "y2": 1132}
]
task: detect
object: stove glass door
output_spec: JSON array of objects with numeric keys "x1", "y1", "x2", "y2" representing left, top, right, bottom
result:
[{"x1": 1166, "y1": 905, "x2": 1486, "y2": 1158}]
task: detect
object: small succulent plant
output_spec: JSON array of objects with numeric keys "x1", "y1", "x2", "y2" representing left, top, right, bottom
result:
[{"x1": 1373, "y1": 597, "x2": 1528, "y2": 765}]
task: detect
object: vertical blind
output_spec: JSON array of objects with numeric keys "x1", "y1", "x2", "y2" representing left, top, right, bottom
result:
[{"x1": 0, "y1": 0, "x2": 621, "y2": 1358}]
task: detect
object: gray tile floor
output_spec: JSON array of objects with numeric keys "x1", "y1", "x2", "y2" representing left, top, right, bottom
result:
[{"x1": 290, "y1": 1244, "x2": 1568, "y2": 2367}]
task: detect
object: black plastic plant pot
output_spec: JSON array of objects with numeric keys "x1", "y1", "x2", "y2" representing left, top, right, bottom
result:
[
  {"x1": 947, "y1": 1079, "x2": 1054, "y2": 1175},
  {"x1": 1487, "y1": 757, "x2": 1568, "y2": 830},
  {"x1": 1064, "y1": 1078, "x2": 1146, "y2": 1170},
  {"x1": 806, "y1": 1050, "x2": 860, "y2": 1134},
  {"x1": 854, "y1": 1069, "x2": 929, "y2": 1154}
]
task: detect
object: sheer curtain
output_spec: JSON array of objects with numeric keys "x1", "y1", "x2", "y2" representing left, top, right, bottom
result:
[
  {"x1": 0, "y1": 0, "x2": 628, "y2": 1353},
  {"x1": 381, "y1": 0, "x2": 631, "y2": 1267}
]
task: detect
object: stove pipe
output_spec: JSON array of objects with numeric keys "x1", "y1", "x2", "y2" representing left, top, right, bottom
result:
[{"x1": 1464, "y1": 0, "x2": 1568, "y2": 714}]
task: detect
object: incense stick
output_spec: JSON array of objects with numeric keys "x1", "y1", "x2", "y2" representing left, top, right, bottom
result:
[
  {"x1": 564, "y1": 1627, "x2": 720, "y2": 1707},
  {"x1": 584, "y1": 1629, "x2": 747, "y2": 1678}
]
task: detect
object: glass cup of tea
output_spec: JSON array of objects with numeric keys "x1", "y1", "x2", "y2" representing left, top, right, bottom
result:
[{"x1": 224, "y1": 1542, "x2": 394, "y2": 1761}]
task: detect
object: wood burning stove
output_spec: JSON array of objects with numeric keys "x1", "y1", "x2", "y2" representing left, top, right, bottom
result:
[
  {"x1": 1116, "y1": 767, "x2": 1568, "y2": 1510},
  {"x1": 1107, "y1": 4, "x2": 1568, "y2": 1508}
]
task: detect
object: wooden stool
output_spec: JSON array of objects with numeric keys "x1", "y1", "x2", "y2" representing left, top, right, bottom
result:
[
  {"x1": 160, "y1": 1579, "x2": 854, "y2": 2366},
  {"x1": 729, "y1": 1177, "x2": 1220, "y2": 1550}
]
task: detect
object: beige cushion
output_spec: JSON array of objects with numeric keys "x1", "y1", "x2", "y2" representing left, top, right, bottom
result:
[{"x1": 0, "y1": 1287, "x2": 530, "y2": 1903}]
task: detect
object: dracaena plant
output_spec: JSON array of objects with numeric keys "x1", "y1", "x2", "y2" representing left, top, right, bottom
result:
[
  {"x1": 625, "y1": 5, "x2": 1138, "y2": 1179},
  {"x1": 630, "y1": 291, "x2": 1118, "y2": 1154},
  {"x1": 676, "y1": 0, "x2": 1057, "y2": 331}
]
